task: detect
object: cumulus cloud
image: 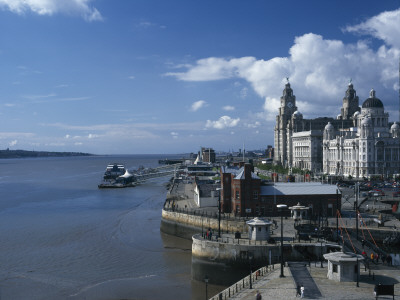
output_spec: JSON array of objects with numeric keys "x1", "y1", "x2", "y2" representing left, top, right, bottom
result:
[
  {"x1": 190, "y1": 100, "x2": 207, "y2": 112},
  {"x1": 0, "y1": 0, "x2": 103, "y2": 22},
  {"x1": 166, "y1": 8, "x2": 400, "y2": 120},
  {"x1": 344, "y1": 8, "x2": 400, "y2": 48},
  {"x1": 9, "y1": 140, "x2": 18, "y2": 147},
  {"x1": 205, "y1": 116, "x2": 240, "y2": 129},
  {"x1": 170, "y1": 132, "x2": 179, "y2": 139}
]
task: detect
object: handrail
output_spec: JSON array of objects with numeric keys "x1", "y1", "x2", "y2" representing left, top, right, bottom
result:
[{"x1": 208, "y1": 264, "x2": 278, "y2": 300}]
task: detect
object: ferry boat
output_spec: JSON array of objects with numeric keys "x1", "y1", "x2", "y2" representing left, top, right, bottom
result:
[
  {"x1": 103, "y1": 163, "x2": 126, "y2": 180},
  {"x1": 98, "y1": 163, "x2": 137, "y2": 188}
]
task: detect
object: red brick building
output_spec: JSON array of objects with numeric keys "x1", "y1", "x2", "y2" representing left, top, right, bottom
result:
[{"x1": 220, "y1": 164, "x2": 341, "y2": 218}]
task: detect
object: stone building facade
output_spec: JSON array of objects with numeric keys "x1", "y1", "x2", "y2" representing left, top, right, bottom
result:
[{"x1": 274, "y1": 81, "x2": 400, "y2": 178}]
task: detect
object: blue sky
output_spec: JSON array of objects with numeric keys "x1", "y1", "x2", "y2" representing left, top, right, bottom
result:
[{"x1": 0, "y1": 0, "x2": 399, "y2": 154}]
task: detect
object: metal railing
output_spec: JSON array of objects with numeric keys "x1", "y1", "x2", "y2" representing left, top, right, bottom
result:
[{"x1": 208, "y1": 264, "x2": 278, "y2": 300}]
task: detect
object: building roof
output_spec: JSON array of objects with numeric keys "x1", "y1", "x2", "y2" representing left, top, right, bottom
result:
[
  {"x1": 260, "y1": 182, "x2": 340, "y2": 196},
  {"x1": 234, "y1": 167, "x2": 260, "y2": 180},
  {"x1": 362, "y1": 89, "x2": 383, "y2": 108}
]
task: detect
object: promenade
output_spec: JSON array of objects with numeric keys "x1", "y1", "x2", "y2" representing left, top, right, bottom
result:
[{"x1": 219, "y1": 261, "x2": 400, "y2": 299}]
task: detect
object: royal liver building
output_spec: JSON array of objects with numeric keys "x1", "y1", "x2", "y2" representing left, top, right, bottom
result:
[{"x1": 274, "y1": 81, "x2": 400, "y2": 178}]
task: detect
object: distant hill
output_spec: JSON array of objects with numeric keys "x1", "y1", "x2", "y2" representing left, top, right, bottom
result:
[{"x1": 0, "y1": 149, "x2": 93, "y2": 159}]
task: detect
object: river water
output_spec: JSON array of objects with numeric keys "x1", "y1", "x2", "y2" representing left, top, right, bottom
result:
[{"x1": 0, "y1": 155, "x2": 222, "y2": 300}]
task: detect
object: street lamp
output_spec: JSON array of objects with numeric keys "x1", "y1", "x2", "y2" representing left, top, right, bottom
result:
[
  {"x1": 248, "y1": 252, "x2": 253, "y2": 289},
  {"x1": 277, "y1": 204, "x2": 287, "y2": 278},
  {"x1": 216, "y1": 187, "x2": 222, "y2": 238},
  {"x1": 204, "y1": 275, "x2": 209, "y2": 300}
]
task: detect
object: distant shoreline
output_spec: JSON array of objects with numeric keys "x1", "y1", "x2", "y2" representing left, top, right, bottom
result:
[{"x1": 0, "y1": 149, "x2": 93, "y2": 159}]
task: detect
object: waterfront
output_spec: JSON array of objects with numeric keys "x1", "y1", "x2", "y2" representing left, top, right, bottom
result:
[{"x1": 0, "y1": 155, "x2": 222, "y2": 300}]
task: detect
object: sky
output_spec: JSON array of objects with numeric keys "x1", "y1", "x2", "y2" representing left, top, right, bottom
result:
[{"x1": 0, "y1": 0, "x2": 399, "y2": 155}]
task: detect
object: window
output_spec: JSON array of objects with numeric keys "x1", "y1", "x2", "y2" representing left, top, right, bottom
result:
[
  {"x1": 332, "y1": 264, "x2": 338, "y2": 273},
  {"x1": 253, "y1": 190, "x2": 259, "y2": 200},
  {"x1": 236, "y1": 191, "x2": 240, "y2": 199}
]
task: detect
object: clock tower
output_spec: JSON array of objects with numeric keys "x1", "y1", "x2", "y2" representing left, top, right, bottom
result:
[{"x1": 274, "y1": 81, "x2": 297, "y2": 166}]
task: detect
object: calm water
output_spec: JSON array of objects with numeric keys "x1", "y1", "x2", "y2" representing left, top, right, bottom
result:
[{"x1": 0, "y1": 155, "x2": 221, "y2": 300}]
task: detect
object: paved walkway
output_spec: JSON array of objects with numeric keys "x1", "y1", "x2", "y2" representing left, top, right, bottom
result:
[
  {"x1": 225, "y1": 262, "x2": 400, "y2": 299},
  {"x1": 289, "y1": 262, "x2": 322, "y2": 299}
]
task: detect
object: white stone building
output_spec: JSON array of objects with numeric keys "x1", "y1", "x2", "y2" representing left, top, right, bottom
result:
[
  {"x1": 274, "y1": 81, "x2": 400, "y2": 178},
  {"x1": 323, "y1": 89, "x2": 400, "y2": 178}
]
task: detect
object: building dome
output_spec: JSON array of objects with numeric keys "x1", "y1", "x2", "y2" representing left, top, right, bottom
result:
[
  {"x1": 325, "y1": 122, "x2": 334, "y2": 131},
  {"x1": 293, "y1": 111, "x2": 303, "y2": 118},
  {"x1": 353, "y1": 111, "x2": 360, "y2": 117},
  {"x1": 391, "y1": 122, "x2": 400, "y2": 131},
  {"x1": 362, "y1": 89, "x2": 383, "y2": 109},
  {"x1": 361, "y1": 117, "x2": 372, "y2": 126}
]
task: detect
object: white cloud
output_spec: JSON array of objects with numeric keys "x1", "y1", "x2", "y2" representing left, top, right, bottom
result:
[
  {"x1": 9, "y1": 140, "x2": 18, "y2": 147},
  {"x1": 344, "y1": 8, "x2": 400, "y2": 48},
  {"x1": 0, "y1": 0, "x2": 103, "y2": 22},
  {"x1": 223, "y1": 105, "x2": 235, "y2": 111},
  {"x1": 245, "y1": 121, "x2": 261, "y2": 128},
  {"x1": 240, "y1": 87, "x2": 248, "y2": 99},
  {"x1": 128, "y1": 76, "x2": 135, "y2": 80},
  {"x1": 170, "y1": 132, "x2": 179, "y2": 139},
  {"x1": 167, "y1": 8, "x2": 400, "y2": 121},
  {"x1": 190, "y1": 100, "x2": 207, "y2": 112},
  {"x1": 205, "y1": 116, "x2": 240, "y2": 129}
]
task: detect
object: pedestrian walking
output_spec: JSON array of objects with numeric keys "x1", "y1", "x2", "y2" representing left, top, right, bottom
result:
[
  {"x1": 300, "y1": 285, "x2": 305, "y2": 298},
  {"x1": 296, "y1": 284, "x2": 301, "y2": 297},
  {"x1": 256, "y1": 290, "x2": 262, "y2": 300}
]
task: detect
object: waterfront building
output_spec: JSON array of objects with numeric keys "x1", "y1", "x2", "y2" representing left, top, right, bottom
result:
[
  {"x1": 221, "y1": 164, "x2": 341, "y2": 218},
  {"x1": 274, "y1": 81, "x2": 400, "y2": 178},
  {"x1": 323, "y1": 89, "x2": 400, "y2": 178},
  {"x1": 201, "y1": 147, "x2": 216, "y2": 163}
]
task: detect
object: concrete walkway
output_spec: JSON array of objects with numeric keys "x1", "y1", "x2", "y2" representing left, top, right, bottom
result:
[
  {"x1": 289, "y1": 262, "x2": 322, "y2": 299},
  {"x1": 224, "y1": 262, "x2": 400, "y2": 299}
]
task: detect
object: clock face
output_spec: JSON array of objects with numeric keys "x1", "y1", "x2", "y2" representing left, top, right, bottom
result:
[{"x1": 287, "y1": 102, "x2": 293, "y2": 108}]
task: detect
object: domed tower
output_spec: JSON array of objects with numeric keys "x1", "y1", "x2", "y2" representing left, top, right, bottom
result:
[
  {"x1": 360, "y1": 89, "x2": 388, "y2": 132},
  {"x1": 323, "y1": 122, "x2": 335, "y2": 140},
  {"x1": 391, "y1": 122, "x2": 400, "y2": 138},
  {"x1": 360, "y1": 117, "x2": 373, "y2": 139},
  {"x1": 353, "y1": 111, "x2": 360, "y2": 127},
  {"x1": 292, "y1": 111, "x2": 303, "y2": 132},
  {"x1": 341, "y1": 82, "x2": 360, "y2": 120}
]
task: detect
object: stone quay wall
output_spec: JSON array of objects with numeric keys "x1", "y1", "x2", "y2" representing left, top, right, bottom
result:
[
  {"x1": 160, "y1": 209, "x2": 248, "y2": 240},
  {"x1": 191, "y1": 234, "x2": 339, "y2": 285}
]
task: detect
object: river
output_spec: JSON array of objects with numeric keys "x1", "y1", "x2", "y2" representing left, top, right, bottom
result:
[{"x1": 0, "y1": 155, "x2": 222, "y2": 300}]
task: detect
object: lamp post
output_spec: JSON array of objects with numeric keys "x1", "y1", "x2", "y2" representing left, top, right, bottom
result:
[
  {"x1": 216, "y1": 187, "x2": 222, "y2": 238},
  {"x1": 204, "y1": 275, "x2": 209, "y2": 300},
  {"x1": 277, "y1": 204, "x2": 287, "y2": 278},
  {"x1": 356, "y1": 256, "x2": 359, "y2": 287},
  {"x1": 248, "y1": 252, "x2": 253, "y2": 289}
]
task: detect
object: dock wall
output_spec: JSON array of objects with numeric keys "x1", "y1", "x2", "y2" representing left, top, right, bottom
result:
[
  {"x1": 160, "y1": 209, "x2": 248, "y2": 240},
  {"x1": 191, "y1": 234, "x2": 339, "y2": 285}
]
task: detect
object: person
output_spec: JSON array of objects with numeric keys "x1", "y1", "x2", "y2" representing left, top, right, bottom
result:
[
  {"x1": 296, "y1": 284, "x2": 301, "y2": 297},
  {"x1": 256, "y1": 290, "x2": 262, "y2": 300},
  {"x1": 300, "y1": 285, "x2": 305, "y2": 298},
  {"x1": 370, "y1": 253, "x2": 374, "y2": 261}
]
